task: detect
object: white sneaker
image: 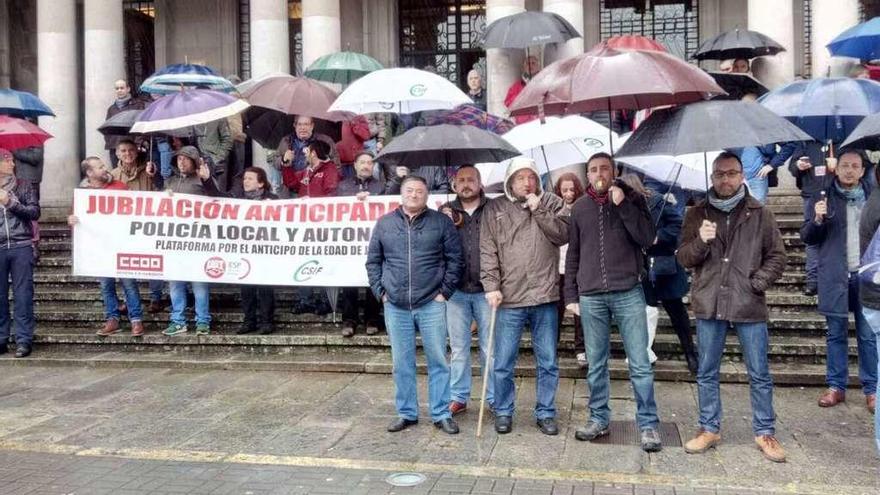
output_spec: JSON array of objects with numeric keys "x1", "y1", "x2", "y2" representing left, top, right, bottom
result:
[{"x1": 576, "y1": 352, "x2": 587, "y2": 368}]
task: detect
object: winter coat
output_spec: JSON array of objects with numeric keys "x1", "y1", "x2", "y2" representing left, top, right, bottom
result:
[
  {"x1": 787, "y1": 141, "x2": 834, "y2": 198},
  {"x1": 336, "y1": 175, "x2": 387, "y2": 197},
  {"x1": 503, "y1": 78, "x2": 536, "y2": 125},
  {"x1": 860, "y1": 188, "x2": 880, "y2": 310},
  {"x1": 480, "y1": 160, "x2": 569, "y2": 308},
  {"x1": 365, "y1": 207, "x2": 463, "y2": 309},
  {"x1": 195, "y1": 120, "x2": 233, "y2": 167},
  {"x1": 111, "y1": 163, "x2": 154, "y2": 192},
  {"x1": 563, "y1": 184, "x2": 655, "y2": 303},
  {"x1": 469, "y1": 89, "x2": 486, "y2": 111},
  {"x1": 282, "y1": 160, "x2": 340, "y2": 198},
  {"x1": 644, "y1": 193, "x2": 689, "y2": 302},
  {"x1": 801, "y1": 179, "x2": 872, "y2": 317},
  {"x1": 385, "y1": 166, "x2": 450, "y2": 194},
  {"x1": 104, "y1": 96, "x2": 146, "y2": 150},
  {"x1": 0, "y1": 178, "x2": 40, "y2": 250},
  {"x1": 274, "y1": 133, "x2": 340, "y2": 172},
  {"x1": 165, "y1": 171, "x2": 222, "y2": 197},
  {"x1": 677, "y1": 192, "x2": 786, "y2": 322},
  {"x1": 443, "y1": 195, "x2": 488, "y2": 294},
  {"x1": 336, "y1": 116, "x2": 371, "y2": 164},
  {"x1": 12, "y1": 146, "x2": 43, "y2": 184}
]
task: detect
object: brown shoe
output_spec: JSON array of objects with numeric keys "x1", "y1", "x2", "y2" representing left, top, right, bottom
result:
[
  {"x1": 755, "y1": 435, "x2": 786, "y2": 463},
  {"x1": 684, "y1": 429, "x2": 721, "y2": 454},
  {"x1": 148, "y1": 300, "x2": 166, "y2": 313},
  {"x1": 868, "y1": 394, "x2": 876, "y2": 414},
  {"x1": 131, "y1": 321, "x2": 145, "y2": 337},
  {"x1": 450, "y1": 400, "x2": 467, "y2": 416},
  {"x1": 96, "y1": 318, "x2": 121, "y2": 336},
  {"x1": 817, "y1": 388, "x2": 845, "y2": 407}
]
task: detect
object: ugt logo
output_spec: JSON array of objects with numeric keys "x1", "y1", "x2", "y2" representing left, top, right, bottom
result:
[
  {"x1": 293, "y1": 260, "x2": 323, "y2": 282},
  {"x1": 204, "y1": 257, "x2": 227, "y2": 279}
]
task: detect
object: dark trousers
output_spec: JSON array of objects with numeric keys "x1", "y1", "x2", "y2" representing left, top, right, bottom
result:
[
  {"x1": 558, "y1": 274, "x2": 584, "y2": 354},
  {"x1": 657, "y1": 297, "x2": 697, "y2": 359},
  {"x1": 341, "y1": 287, "x2": 380, "y2": 326},
  {"x1": 240, "y1": 285, "x2": 275, "y2": 327},
  {"x1": 0, "y1": 246, "x2": 35, "y2": 347}
]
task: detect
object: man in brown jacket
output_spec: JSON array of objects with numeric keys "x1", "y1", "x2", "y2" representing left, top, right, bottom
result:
[
  {"x1": 481, "y1": 157, "x2": 569, "y2": 436},
  {"x1": 677, "y1": 151, "x2": 787, "y2": 462}
]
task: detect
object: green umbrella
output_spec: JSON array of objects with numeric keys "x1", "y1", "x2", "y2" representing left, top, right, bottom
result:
[{"x1": 304, "y1": 51, "x2": 383, "y2": 85}]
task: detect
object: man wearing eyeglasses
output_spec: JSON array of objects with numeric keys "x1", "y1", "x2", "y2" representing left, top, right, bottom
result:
[{"x1": 677, "y1": 151, "x2": 787, "y2": 463}]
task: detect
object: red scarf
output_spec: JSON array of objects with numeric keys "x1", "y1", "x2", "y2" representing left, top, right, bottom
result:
[{"x1": 586, "y1": 186, "x2": 609, "y2": 205}]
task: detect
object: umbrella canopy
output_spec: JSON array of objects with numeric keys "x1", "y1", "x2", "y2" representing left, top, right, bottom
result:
[
  {"x1": 482, "y1": 11, "x2": 581, "y2": 49},
  {"x1": 827, "y1": 17, "x2": 880, "y2": 61},
  {"x1": 0, "y1": 89, "x2": 55, "y2": 118},
  {"x1": 615, "y1": 100, "x2": 812, "y2": 157},
  {"x1": 304, "y1": 51, "x2": 384, "y2": 85},
  {"x1": 841, "y1": 113, "x2": 880, "y2": 148},
  {"x1": 0, "y1": 115, "x2": 53, "y2": 150},
  {"x1": 601, "y1": 35, "x2": 667, "y2": 52},
  {"x1": 758, "y1": 77, "x2": 880, "y2": 143},
  {"x1": 422, "y1": 104, "x2": 514, "y2": 134},
  {"x1": 619, "y1": 151, "x2": 723, "y2": 192},
  {"x1": 98, "y1": 109, "x2": 143, "y2": 136},
  {"x1": 140, "y1": 63, "x2": 236, "y2": 94},
  {"x1": 708, "y1": 72, "x2": 769, "y2": 100},
  {"x1": 508, "y1": 46, "x2": 725, "y2": 117},
  {"x1": 329, "y1": 68, "x2": 472, "y2": 115},
  {"x1": 130, "y1": 89, "x2": 249, "y2": 134},
  {"x1": 235, "y1": 72, "x2": 291, "y2": 95},
  {"x1": 376, "y1": 124, "x2": 519, "y2": 168},
  {"x1": 693, "y1": 28, "x2": 786, "y2": 61},
  {"x1": 241, "y1": 74, "x2": 346, "y2": 121}
]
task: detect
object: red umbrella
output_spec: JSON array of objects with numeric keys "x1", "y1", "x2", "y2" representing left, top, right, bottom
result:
[
  {"x1": 0, "y1": 115, "x2": 52, "y2": 150},
  {"x1": 508, "y1": 46, "x2": 725, "y2": 118},
  {"x1": 241, "y1": 74, "x2": 348, "y2": 122},
  {"x1": 600, "y1": 35, "x2": 667, "y2": 52}
]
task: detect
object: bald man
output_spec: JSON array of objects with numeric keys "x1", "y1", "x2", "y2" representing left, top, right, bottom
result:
[{"x1": 105, "y1": 79, "x2": 146, "y2": 167}]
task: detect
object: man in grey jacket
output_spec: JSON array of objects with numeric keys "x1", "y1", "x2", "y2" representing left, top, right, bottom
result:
[{"x1": 480, "y1": 156, "x2": 569, "y2": 435}]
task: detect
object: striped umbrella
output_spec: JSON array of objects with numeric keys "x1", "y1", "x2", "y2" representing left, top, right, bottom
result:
[
  {"x1": 0, "y1": 89, "x2": 55, "y2": 118},
  {"x1": 140, "y1": 63, "x2": 236, "y2": 95},
  {"x1": 130, "y1": 89, "x2": 249, "y2": 134},
  {"x1": 0, "y1": 115, "x2": 53, "y2": 150}
]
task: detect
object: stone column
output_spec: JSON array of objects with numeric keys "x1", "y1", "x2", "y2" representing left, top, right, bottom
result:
[
  {"x1": 542, "y1": 0, "x2": 584, "y2": 64},
  {"x1": 37, "y1": 0, "x2": 79, "y2": 205},
  {"x1": 84, "y1": 0, "x2": 125, "y2": 160},
  {"x1": 302, "y1": 0, "x2": 340, "y2": 70},
  {"x1": 486, "y1": 0, "x2": 525, "y2": 116},
  {"x1": 747, "y1": 0, "x2": 794, "y2": 89},
  {"x1": 811, "y1": 0, "x2": 860, "y2": 78},
  {"x1": 0, "y1": 0, "x2": 10, "y2": 89}
]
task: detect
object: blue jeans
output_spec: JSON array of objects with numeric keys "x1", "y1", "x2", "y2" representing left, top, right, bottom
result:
[
  {"x1": 446, "y1": 291, "x2": 494, "y2": 406},
  {"x1": 384, "y1": 300, "x2": 451, "y2": 422},
  {"x1": 158, "y1": 139, "x2": 173, "y2": 179},
  {"x1": 859, "y1": 307, "x2": 880, "y2": 454},
  {"x1": 149, "y1": 279, "x2": 164, "y2": 303},
  {"x1": 825, "y1": 274, "x2": 877, "y2": 394},
  {"x1": 0, "y1": 246, "x2": 34, "y2": 347},
  {"x1": 493, "y1": 302, "x2": 558, "y2": 420},
  {"x1": 746, "y1": 176, "x2": 768, "y2": 204},
  {"x1": 169, "y1": 281, "x2": 211, "y2": 326},
  {"x1": 580, "y1": 285, "x2": 659, "y2": 430},
  {"x1": 696, "y1": 319, "x2": 775, "y2": 436},
  {"x1": 99, "y1": 277, "x2": 143, "y2": 321}
]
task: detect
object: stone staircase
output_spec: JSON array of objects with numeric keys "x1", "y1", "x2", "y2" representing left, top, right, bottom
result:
[{"x1": 0, "y1": 191, "x2": 861, "y2": 386}]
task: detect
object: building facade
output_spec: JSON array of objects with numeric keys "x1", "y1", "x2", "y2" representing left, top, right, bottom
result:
[{"x1": 0, "y1": 0, "x2": 871, "y2": 205}]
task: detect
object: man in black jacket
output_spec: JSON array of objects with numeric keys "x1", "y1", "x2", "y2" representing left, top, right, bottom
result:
[
  {"x1": 366, "y1": 175, "x2": 463, "y2": 435},
  {"x1": 0, "y1": 149, "x2": 40, "y2": 358},
  {"x1": 105, "y1": 79, "x2": 145, "y2": 167},
  {"x1": 564, "y1": 152, "x2": 660, "y2": 452}
]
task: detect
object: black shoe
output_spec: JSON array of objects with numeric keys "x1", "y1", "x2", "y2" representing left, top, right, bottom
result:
[
  {"x1": 292, "y1": 303, "x2": 316, "y2": 315},
  {"x1": 387, "y1": 417, "x2": 418, "y2": 432},
  {"x1": 804, "y1": 286, "x2": 817, "y2": 296},
  {"x1": 685, "y1": 352, "x2": 699, "y2": 375},
  {"x1": 536, "y1": 417, "x2": 559, "y2": 436},
  {"x1": 236, "y1": 324, "x2": 256, "y2": 335},
  {"x1": 14, "y1": 345, "x2": 31, "y2": 358},
  {"x1": 0, "y1": 343, "x2": 7, "y2": 355},
  {"x1": 495, "y1": 415, "x2": 512, "y2": 434},
  {"x1": 433, "y1": 418, "x2": 460, "y2": 435},
  {"x1": 575, "y1": 422, "x2": 609, "y2": 441},
  {"x1": 258, "y1": 324, "x2": 275, "y2": 335}
]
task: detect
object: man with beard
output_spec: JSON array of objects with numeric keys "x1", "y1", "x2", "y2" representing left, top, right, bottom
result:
[{"x1": 275, "y1": 116, "x2": 339, "y2": 196}]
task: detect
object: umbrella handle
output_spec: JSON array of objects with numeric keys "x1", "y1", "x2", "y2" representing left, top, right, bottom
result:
[{"x1": 476, "y1": 305, "x2": 497, "y2": 438}]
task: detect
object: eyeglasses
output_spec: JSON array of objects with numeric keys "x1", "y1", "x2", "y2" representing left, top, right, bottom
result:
[{"x1": 712, "y1": 170, "x2": 742, "y2": 180}]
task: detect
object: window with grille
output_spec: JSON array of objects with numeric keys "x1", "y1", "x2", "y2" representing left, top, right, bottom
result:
[
  {"x1": 803, "y1": 0, "x2": 812, "y2": 77},
  {"x1": 122, "y1": 0, "x2": 155, "y2": 90},
  {"x1": 399, "y1": 0, "x2": 487, "y2": 87},
  {"x1": 599, "y1": 0, "x2": 699, "y2": 61},
  {"x1": 238, "y1": 0, "x2": 302, "y2": 78}
]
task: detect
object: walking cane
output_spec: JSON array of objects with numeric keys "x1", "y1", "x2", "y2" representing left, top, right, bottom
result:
[{"x1": 476, "y1": 305, "x2": 497, "y2": 438}]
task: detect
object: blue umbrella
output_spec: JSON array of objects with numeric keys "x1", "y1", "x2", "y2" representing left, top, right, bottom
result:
[
  {"x1": 827, "y1": 17, "x2": 880, "y2": 61},
  {"x1": 140, "y1": 63, "x2": 235, "y2": 95},
  {"x1": 758, "y1": 77, "x2": 880, "y2": 143},
  {"x1": 130, "y1": 89, "x2": 249, "y2": 134},
  {"x1": 0, "y1": 89, "x2": 55, "y2": 118}
]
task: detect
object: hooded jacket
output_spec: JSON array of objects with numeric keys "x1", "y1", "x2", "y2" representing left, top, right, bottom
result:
[{"x1": 480, "y1": 158, "x2": 569, "y2": 308}]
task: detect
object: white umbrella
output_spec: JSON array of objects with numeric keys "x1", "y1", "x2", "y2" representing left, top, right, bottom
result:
[
  {"x1": 478, "y1": 116, "x2": 618, "y2": 187},
  {"x1": 328, "y1": 68, "x2": 472, "y2": 115},
  {"x1": 618, "y1": 151, "x2": 723, "y2": 192}
]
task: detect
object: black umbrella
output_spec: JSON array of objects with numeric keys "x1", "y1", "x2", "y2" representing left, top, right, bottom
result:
[
  {"x1": 707, "y1": 72, "x2": 769, "y2": 100},
  {"x1": 616, "y1": 100, "x2": 812, "y2": 190},
  {"x1": 98, "y1": 109, "x2": 144, "y2": 136},
  {"x1": 243, "y1": 107, "x2": 341, "y2": 149},
  {"x1": 693, "y1": 28, "x2": 785, "y2": 61},
  {"x1": 841, "y1": 113, "x2": 880, "y2": 149},
  {"x1": 483, "y1": 11, "x2": 580, "y2": 49},
  {"x1": 377, "y1": 124, "x2": 519, "y2": 168}
]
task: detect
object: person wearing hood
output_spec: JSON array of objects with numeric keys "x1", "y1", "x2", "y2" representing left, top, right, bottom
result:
[
  {"x1": 442, "y1": 165, "x2": 493, "y2": 417},
  {"x1": 480, "y1": 156, "x2": 569, "y2": 436},
  {"x1": 678, "y1": 152, "x2": 787, "y2": 463},
  {"x1": 105, "y1": 79, "x2": 145, "y2": 168},
  {"x1": 0, "y1": 148, "x2": 40, "y2": 358},
  {"x1": 564, "y1": 153, "x2": 660, "y2": 452},
  {"x1": 801, "y1": 149, "x2": 877, "y2": 413}
]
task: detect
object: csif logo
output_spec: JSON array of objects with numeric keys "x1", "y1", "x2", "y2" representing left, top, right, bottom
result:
[
  {"x1": 409, "y1": 84, "x2": 427, "y2": 97},
  {"x1": 293, "y1": 260, "x2": 323, "y2": 282}
]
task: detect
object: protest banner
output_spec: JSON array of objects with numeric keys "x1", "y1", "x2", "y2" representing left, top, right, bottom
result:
[{"x1": 72, "y1": 189, "x2": 456, "y2": 286}]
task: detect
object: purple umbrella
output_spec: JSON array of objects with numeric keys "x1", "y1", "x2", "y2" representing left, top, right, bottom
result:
[
  {"x1": 130, "y1": 89, "x2": 249, "y2": 134},
  {"x1": 423, "y1": 103, "x2": 515, "y2": 135}
]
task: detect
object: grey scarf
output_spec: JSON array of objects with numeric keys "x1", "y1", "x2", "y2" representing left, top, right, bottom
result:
[
  {"x1": 708, "y1": 184, "x2": 746, "y2": 213},
  {"x1": 243, "y1": 188, "x2": 264, "y2": 200},
  {"x1": 114, "y1": 94, "x2": 132, "y2": 109}
]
